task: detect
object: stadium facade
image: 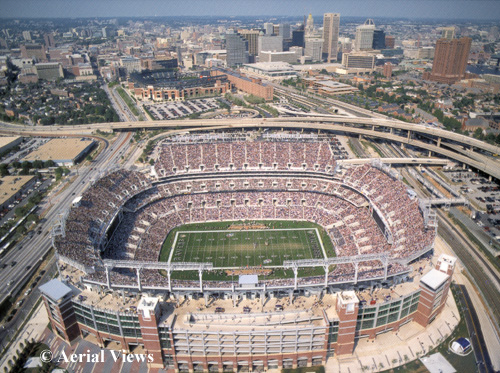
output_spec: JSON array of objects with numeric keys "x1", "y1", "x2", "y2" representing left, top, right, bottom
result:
[{"x1": 42, "y1": 131, "x2": 454, "y2": 372}]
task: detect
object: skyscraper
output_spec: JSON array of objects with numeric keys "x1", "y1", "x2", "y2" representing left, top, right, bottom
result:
[
  {"x1": 427, "y1": 37, "x2": 471, "y2": 84},
  {"x1": 263, "y1": 23, "x2": 274, "y2": 35},
  {"x1": 225, "y1": 30, "x2": 249, "y2": 67},
  {"x1": 305, "y1": 38, "x2": 323, "y2": 62},
  {"x1": 279, "y1": 23, "x2": 291, "y2": 39},
  {"x1": 354, "y1": 19, "x2": 375, "y2": 51},
  {"x1": 305, "y1": 14, "x2": 314, "y2": 37},
  {"x1": 322, "y1": 13, "x2": 340, "y2": 62},
  {"x1": 372, "y1": 29, "x2": 386, "y2": 50},
  {"x1": 292, "y1": 29, "x2": 305, "y2": 48},
  {"x1": 239, "y1": 29, "x2": 260, "y2": 57}
]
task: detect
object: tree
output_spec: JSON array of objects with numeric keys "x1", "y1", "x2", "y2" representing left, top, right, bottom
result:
[
  {"x1": 32, "y1": 160, "x2": 44, "y2": 169},
  {"x1": 473, "y1": 128, "x2": 484, "y2": 139},
  {"x1": 0, "y1": 163, "x2": 9, "y2": 176},
  {"x1": 44, "y1": 160, "x2": 55, "y2": 168}
]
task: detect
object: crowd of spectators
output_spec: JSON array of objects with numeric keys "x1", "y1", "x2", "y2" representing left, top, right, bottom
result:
[
  {"x1": 155, "y1": 140, "x2": 336, "y2": 176},
  {"x1": 54, "y1": 170, "x2": 151, "y2": 268}
]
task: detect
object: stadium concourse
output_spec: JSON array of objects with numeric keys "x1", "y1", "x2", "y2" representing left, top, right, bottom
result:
[{"x1": 41, "y1": 130, "x2": 457, "y2": 372}]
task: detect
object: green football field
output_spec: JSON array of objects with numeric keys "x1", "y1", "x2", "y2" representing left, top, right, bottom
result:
[{"x1": 167, "y1": 228, "x2": 327, "y2": 268}]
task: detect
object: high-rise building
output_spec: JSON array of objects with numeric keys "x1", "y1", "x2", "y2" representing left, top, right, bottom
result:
[
  {"x1": 306, "y1": 14, "x2": 314, "y2": 37},
  {"x1": 427, "y1": 37, "x2": 471, "y2": 84},
  {"x1": 385, "y1": 35, "x2": 395, "y2": 49},
  {"x1": 441, "y1": 27, "x2": 455, "y2": 40},
  {"x1": 258, "y1": 34, "x2": 283, "y2": 57},
  {"x1": 239, "y1": 29, "x2": 260, "y2": 57},
  {"x1": 279, "y1": 23, "x2": 291, "y2": 39},
  {"x1": 225, "y1": 30, "x2": 249, "y2": 67},
  {"x1": 354, "y1": 19, "x2": 375, "y2": 51},
  {"x1": 383, "y1": 62, "x2": 393, "y2": 78},
  {"x1": 305, "y1": 38, "x2": 324, "y2": 62},
  {"x1": 372, "y1": 29, "x2": 386, "y2": 50},
  {"x1": 292, "y1": 29, "x2": 305, "y2": 48},
  {"x1": 263, "y1": 23, "x2": 274, "y2": 35},
  {"x1": 322, "y1": 13, "x2": 340, "y2": 62}
]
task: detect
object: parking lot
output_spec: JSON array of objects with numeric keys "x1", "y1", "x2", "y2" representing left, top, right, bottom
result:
[
  {"x1": 442, "y1": 169, "x2": 500, "y2": 242},
  {"x1": 144, "y1": 98, "x2": 219, "y2": 120}
]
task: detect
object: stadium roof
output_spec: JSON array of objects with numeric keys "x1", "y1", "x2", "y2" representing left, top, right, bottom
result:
[{"x1": 39, "y1": 279, "x2": 72, "y2": 302}]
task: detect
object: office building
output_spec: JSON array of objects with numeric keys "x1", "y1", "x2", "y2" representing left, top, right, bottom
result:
[
  {"x1": 426, "y1": 37, "x2": 471, "y2": 84},
  {"x1": 258, "y1": 34, "x2": 283, "y2": 57},
  {"x1": 322, "y1": 13, "x2": 340, "y2": 62},
  {"x1": 341, "y1": 52, "x2": 376, "y2": 70},
  {"x1": 292, "y1": 28, "x2": 305, "y2": 47},
  {"x1": 260, "y1": 50, "x2": 299, "y2": 64},
  {"x1": 263, "y1": 22, "x2": 274, "y2": 35},
  {"x1": 279, "y1": 23, "x2": 291, "y2": 39},
  {"x1": 22, "y1": 31, "x2": 32, "y2": 41},
  {"x1": 305, "y1": 38, "x2": 324, "y2": 62},
  {"x1": 354, "y1": 19, "x2": 375, "y2": 51},
  {"x1": 441, "y1": 27, "x2": 455, "y2": 40},
  {"x1": 225, "y1": 30, "x2": 249, "y2": 67},
  {"x1": 239, "y1": 29, "x2": 260, "y2": 57},
  {"x1": 372, "y1": 29, "x2": 386, "y2": 49},
  {"x1": 385, "y1": 35, "x2": 395, "y2": 49}
]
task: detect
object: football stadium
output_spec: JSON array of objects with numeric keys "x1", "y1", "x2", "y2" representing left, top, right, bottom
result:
[{"x1": 42, "y1": 130, "x2": 457, "y2": 372}]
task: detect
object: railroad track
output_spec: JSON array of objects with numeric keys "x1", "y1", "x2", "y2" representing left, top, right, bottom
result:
[{"x1": 437, "y1": 212, "x2": 500, "y2": 328}]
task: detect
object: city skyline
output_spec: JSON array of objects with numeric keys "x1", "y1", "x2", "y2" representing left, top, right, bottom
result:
[{"x1": 3, "y1": 0, "x2": 500, "y2": 20}]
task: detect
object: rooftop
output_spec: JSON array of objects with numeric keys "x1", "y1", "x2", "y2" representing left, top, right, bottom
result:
[
  {"x1": 0, "y1": 175, "x2": 35, "y2": 206},
  {"x1": 39, "y1": 279, "x2": 73, "y2": 302},
  {"x1": 0, "y1": 136, "x2": 21, "y2": 148},
  {"x1": 420, "y1": 268, "x2": 449, "y2": 291},
  {"x1": 23, "y1": 138, "x2": 94, "y2": 163}
]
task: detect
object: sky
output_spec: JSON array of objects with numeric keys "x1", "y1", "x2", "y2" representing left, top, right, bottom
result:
[{"x1": 3, "y1": 0, "x2": 500, "y2": 20}]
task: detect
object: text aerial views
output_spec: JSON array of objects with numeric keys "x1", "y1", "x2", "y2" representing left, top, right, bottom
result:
[{"x1": 0, "y1": 0, "x2": 500, "y2": 372}]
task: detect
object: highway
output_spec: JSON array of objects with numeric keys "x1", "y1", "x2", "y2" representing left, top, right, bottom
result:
[{"x1": 0, "y1": 132, "x2": 131, "y2": 332}]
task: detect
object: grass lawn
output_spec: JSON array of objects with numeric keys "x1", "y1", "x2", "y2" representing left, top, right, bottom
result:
[{"x1": 158, "y1": 220, "x2": 335, "y2": 281}]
